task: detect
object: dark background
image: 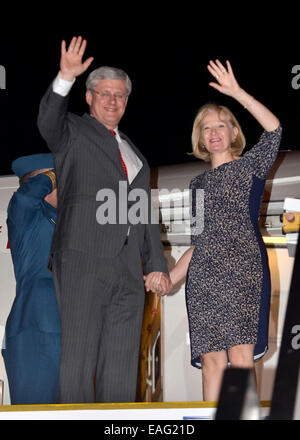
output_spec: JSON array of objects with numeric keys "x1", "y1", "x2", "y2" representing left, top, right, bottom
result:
[{"x1": 0, "y1": 11, "x2": 299, "y2": 175}]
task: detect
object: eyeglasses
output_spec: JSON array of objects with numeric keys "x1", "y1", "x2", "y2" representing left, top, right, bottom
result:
[{"x1": 92, "y1": 90, "x2": 128, "y2": 101}]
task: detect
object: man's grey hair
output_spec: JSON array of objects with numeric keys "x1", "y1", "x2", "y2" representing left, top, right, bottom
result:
[{"x1": 86, "y1": 66, "x2": 132, "y2": 96}]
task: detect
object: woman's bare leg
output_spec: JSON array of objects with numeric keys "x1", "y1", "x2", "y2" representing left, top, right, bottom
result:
[
  {"x1": 201, "y1": 350, "x2": 228, "y2": 401},
  {"x1": 228, "y1": 344, "x2": 255, "y2": 369}
]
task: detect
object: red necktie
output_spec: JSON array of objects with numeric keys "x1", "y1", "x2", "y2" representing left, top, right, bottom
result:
[{"x1": 110, "y1": 129, "x2": 128, "y2": 180}]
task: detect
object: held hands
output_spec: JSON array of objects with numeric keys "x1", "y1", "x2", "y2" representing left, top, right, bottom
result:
[
  {"x1": 207, "y1": 59, "x2": 242, "y2": 99},
  {"x1": 60, "y1": 36, "x2": 94, "y2": 82},
  {"x1": 143, "y1": 272, "x2": 173, "y2": 297}
]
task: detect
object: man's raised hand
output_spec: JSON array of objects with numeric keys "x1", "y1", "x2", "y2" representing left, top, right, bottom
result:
[{"x1": 60, "y1": 36, "x2": 94, "y2": 81}]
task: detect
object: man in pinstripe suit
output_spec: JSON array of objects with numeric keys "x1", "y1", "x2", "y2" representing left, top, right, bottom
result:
[{"x1": 37, "y1": 36, "x2": 172, "y2": 404}]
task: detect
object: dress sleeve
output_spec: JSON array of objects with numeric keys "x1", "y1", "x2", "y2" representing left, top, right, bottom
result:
[{"x1": 243, "y1": 125, "x2": 282, "y2": 179}]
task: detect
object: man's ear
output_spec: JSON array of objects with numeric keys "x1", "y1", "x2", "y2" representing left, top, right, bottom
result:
[{"x1": 86, "y1": 90, "x2": 92, "y2": 106}]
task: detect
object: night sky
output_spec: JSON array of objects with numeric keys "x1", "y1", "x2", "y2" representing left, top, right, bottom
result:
[{"x1": 1, "y1": 12, "x2": 299, "y2": 175}]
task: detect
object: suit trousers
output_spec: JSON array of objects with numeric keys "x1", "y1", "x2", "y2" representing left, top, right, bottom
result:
[{"x1": 52, "y1": 236, "x2": 145, "y2": 404}]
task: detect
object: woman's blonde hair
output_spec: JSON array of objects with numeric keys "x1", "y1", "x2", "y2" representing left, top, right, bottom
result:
[{"x1": 191, "y1": 103, "x2": 246, "y2": 162}]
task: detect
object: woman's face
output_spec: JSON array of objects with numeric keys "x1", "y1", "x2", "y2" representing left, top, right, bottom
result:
[{"x1": 201, "y1": 110, "x2": 238, "y2": 156}]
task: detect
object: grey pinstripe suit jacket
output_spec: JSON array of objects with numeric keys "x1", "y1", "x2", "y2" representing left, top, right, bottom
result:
[{"x1": 37, "y1": 85, "x2": 168, "y2": 275}]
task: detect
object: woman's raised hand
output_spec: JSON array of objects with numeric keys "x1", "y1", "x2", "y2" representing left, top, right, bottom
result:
[
  {"x1": 207, "y1": 59, "x2": 280, "y2": 132},
  {"x1": 207, "y1": 59, "x2": 241, "y2": 98}
]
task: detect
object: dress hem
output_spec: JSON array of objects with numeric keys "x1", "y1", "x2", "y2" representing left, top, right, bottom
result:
[{"x1": 191, "y1": 344, "x2": 269, "y2": 370}]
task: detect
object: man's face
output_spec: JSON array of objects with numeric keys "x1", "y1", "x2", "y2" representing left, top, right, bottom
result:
[{"x1": 86, "y1": 79, "x2": 128, "y2": 130}]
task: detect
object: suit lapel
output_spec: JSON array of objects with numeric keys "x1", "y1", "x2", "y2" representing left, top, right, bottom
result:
[
  {"x1": 82, "y1": 113, "x2": 126, "y2": 178},
  {"x1": 82, "y1": 113, "x2": 148, "y2": 184}
]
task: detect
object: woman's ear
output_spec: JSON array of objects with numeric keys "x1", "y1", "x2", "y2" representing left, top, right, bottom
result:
[{"x1": 232, "y1": 126, "x2": 239, "y2": 143}]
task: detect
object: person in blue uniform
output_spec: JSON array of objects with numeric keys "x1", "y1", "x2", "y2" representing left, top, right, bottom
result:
[{"x1": 1, "y1": 153, "x2": 60, "y2": 405}]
